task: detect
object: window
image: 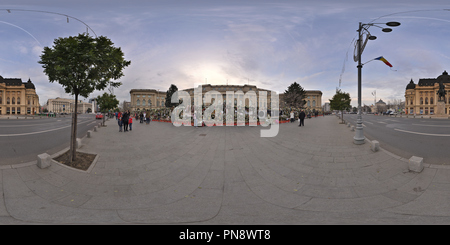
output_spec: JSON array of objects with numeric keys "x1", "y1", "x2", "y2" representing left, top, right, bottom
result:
[
  {"x1": 420, "y1": 97, "x2": 423, "y2": 105},
  {"x1": 7, "y1": 97, "x2": 10, "y2": 105},
  {"x1": 12, "y1": 97, "x2": 15, "y2": 105},
  {"x1": 142, "y1": 100, "x2": 146, "y2": 106},
  {"x1": 17, "y1": 97, "x2": 20, "y2": 105},
  {"x1": 430, "y1": 97, "x2": 434, "y2": 105},
  {"x1": 136, "y1": 99, "x2": 140, "y2": 106},
  {"x1": 425, "y1": 97, "x2": 428, "y2": 105}
]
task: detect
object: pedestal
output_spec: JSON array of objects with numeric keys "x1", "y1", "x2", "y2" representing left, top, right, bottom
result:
[{"x1": 435, "y1": 101, "x2": 446, "y2": 117}]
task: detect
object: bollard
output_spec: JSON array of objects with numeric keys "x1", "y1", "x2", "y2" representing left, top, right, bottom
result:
[
  {"x1": 350, "y1": 126, "x2": 355, "y2": 131},
  {"x1": 37, "y1": 153, "x2": 52, "y2": 169},
  {"x1": 94, "y1": 126, "x2": 98, "y2": 132},
  {"x1": 87, "y1": 130, "x2": 92, "y2": 138},
  {"x1": 76, "y1": 138, "x2": 82, "y2": 149},
  {"x1": 370, "y1": 140, "x2": 379, "y2": 152},
  {"x1": 409, "y1": 156, "x2": 424, "y2": 173}
]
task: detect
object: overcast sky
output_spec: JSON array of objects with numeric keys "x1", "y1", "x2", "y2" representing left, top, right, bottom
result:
[{"x1": 2, "y1": 0, "x2": 450, "y2": 108}]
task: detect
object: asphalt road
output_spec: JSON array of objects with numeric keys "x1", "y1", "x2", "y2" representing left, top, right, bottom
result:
[
  {"x1": 343, "y1": 113, "x2": 450, "y2": 165},
  {"x1": 0, "y1": 114, "x2": 100, "y2": 165}
]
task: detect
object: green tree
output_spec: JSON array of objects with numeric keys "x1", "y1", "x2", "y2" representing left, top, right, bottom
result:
[
  {"x1": 165, "y1": 84, "x2": 179, "y2": 108},
  {"x1": 96, "y1": 92, "x2": 119, "y2": 126},
  {"x1": 39, "y1": 33, "x2": 131, "y2": 162},
  {"x1": 284, "y1": 82, "x2": 306, "y2": 108},
  {"x1": 329, "y1": 89, "x2": 351, "y2": 124}
]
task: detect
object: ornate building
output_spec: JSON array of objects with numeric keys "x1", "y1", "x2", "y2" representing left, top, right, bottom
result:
[
  {"x1": 47, "y1": 97, "x2": 93, "y2": 114},
  {"x1": 129, "y1": 89, "x2": 167, "y2": 111},
  {"x1": 129, "y1": 84, "x2": 322, "y2": 112},
  {"x1": 405, "y1": 71, "x2": 450, "y2": 115},
  {"x1": 0, "y1": 75, "x2": 40, "y2": 115}
]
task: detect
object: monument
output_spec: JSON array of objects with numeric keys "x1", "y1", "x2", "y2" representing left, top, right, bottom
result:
[{"x1": 435, "y1": 78, "x2": 447, "y2": 117}]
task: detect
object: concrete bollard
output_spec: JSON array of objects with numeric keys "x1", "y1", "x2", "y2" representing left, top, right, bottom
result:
[
  {"x1": 94, "y1": 126, "x2": 98, "y2": 132},
  {"x1": 409, "y1": 156, "x2": 424, "y2": 173},
  {"x1": 347, "y1": 123, "x2": 351, "y2": 127},
  {"x1": 37, "y1": 153, "x2": 52, "y2": 169},
  {"x1": 87, "y1": 130, "x2": 92, "y2": 138},
  {"x1": 76, "y1": 138, "x2": 82, "y2": 149},
  {"x1": 350, "y1": 126, "x2": 355, "y2": 131},
  {"x1": 370, "y1": 140, "x2": 379, "y2": 152}
]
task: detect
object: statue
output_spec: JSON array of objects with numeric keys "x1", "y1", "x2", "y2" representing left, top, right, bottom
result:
[{"x1": 437, "y1": 80, "x2": 447, "y2": 102}]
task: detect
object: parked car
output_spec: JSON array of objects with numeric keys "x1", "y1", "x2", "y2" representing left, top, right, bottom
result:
[{"x1": 96, "y1": 113, "x2": 103, "y2": 119}]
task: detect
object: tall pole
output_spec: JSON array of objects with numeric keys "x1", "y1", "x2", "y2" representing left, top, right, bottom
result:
[{"x1": 354, "y1": 22, "x2": 365, "y2": 145}]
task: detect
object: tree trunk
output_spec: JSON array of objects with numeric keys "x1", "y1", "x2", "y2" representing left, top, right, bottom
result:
[{"x1": 69, "y1": 93, "x2": 79, "y2": 162}]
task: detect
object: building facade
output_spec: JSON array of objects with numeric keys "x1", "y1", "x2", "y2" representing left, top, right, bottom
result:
[
  {"x1": 405, "y1": 70, "x2": 450, "y2": 115},
  {"x1": 0, "y1": 76, "x2": 40, "y2": 115},
  {"x1": 129, "y1": 89, "x2": 167, "y2": 111},
  {"x1": 129, "y1": 85, "x2": 322, "y2": 113},
  {"x1": 47, "y1": 97, "x2": 93, "y2": 114}
]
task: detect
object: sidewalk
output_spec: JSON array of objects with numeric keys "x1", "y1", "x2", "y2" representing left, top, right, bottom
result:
[{"x1": 1, "y1": 115, "x2": 450, "y2": 224}]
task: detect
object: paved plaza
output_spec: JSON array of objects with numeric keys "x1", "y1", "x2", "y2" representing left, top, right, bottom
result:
[{"x1": 1, "y1": 115, "x2": 450, "y2": 225}]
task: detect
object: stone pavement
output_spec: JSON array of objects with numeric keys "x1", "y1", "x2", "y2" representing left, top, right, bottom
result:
[{"x1": 1, "y1": 115, "x2": 450, "y2": 224}]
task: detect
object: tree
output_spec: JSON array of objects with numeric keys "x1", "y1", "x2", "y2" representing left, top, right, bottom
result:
[
  {"x1": 96, "y1": 92, "x2": 119, "y2": 126},
  {"x1": 284, "y1": 82, "x2": 306, "y2": 108},
  {"x1": 39, "y1": 33, "x2": 131, "y2": 162},
  {"x1": 329, "y1": 89, "x2": 351, "y2": 124},
  {"x1": 165, "y1": 84, "x2": 179, "y2": 108}
]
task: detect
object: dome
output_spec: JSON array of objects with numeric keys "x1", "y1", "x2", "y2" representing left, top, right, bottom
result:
[
  {"x1": 437, "y1": 70, "x2": 450, "y2": 83},
  {"x1": 25, "y1": 78, "x2": 35, "y2": 89},
  {"x1": 406, "y1": 79, "x2": 416, "y2": 90}
]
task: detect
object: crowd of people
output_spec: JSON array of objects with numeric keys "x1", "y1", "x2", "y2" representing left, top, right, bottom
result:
[
  {"x1": 114, "y1": 107, "x2": 324, "y2": 131},
  {"x1": 115, "y1": 110, "x2": 133, "y2": 132}
]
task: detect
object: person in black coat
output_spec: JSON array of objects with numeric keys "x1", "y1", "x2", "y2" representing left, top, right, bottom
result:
[
  {"x1": 122, "y1": 111, "x2": 129, "y2": 131},
  {"x1": 298, "y1": 109, "x2": 306, "y2": 127}
]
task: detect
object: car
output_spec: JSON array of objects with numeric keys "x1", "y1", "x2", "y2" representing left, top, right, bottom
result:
[{"x1": 95, "y1": 113, "x2": 103, "y2": 119}]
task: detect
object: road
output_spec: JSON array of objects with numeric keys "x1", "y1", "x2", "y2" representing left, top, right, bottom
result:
[
  {"x1": 343, "y1": 113, "x2": 450, "y2": 165},
  {"x1": 0, "y1": 114, "x2": 100, "y2": 165}
]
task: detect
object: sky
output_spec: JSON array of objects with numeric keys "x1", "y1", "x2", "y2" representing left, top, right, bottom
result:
[{"x1": 2, "y1": 0, "x2": 450, "y2": 108}]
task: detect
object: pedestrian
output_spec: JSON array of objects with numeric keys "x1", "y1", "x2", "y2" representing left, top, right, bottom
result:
[
  {"x1": 129, "y1": 116, "x2": 133, "y2": 131},
  {"x1": 118, "y1": 111, "x2": 123, "y2": 132},
  {"x1": 140, "y1": 112, "x2": 143, "y2": 123},
  {"x1": 194, "y1": 111, "x2": 197, "y2": 128},
  {"x1": 298, "y1": 109, "x2": 306, "y2": 127},
  {"x1": 146, "y1": 111, "x2": 150, "y2": 125},
  {"x1": 290, "y1": 111, "x2": 294, "y2": 123},
  {"x1": 122, "y1": 111, "x2": 129, "y2": 131}
]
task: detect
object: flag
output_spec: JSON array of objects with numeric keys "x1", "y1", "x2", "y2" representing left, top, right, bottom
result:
[{"x1": 375, "y1": 56, "x2": 393, "y2": 67}]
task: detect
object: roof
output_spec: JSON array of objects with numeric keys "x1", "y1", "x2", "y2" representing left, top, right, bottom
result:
[
  {"x1": 416, "y1": 71, "x2": 450, "y2": 87},
  {"x1": 0, "y1": 75, "x2": 36, "y2": 89}
]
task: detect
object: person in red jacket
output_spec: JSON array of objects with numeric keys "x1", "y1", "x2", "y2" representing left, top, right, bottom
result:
[{"x1": 128, "y1": 116, "x2": 133, "y2": 131}]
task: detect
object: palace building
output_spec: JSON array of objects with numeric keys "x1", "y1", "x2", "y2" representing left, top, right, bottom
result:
[
  {"x1": 0, "y1": 75, "x2": 40, "y2": 115},
  {"x1": 46, "y1": 97, "x2": 93, "y2": 114},
  {"x1": 405, "y1": 70, "x2": 450, "y2": 115},
  {"x1": 129, "y1": 84, "x2": 322, "y2": 112}
]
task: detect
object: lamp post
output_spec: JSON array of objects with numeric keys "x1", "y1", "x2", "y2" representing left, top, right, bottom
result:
[{"x1": 354, "y1": 21, "x2": 400, "y2": 145}]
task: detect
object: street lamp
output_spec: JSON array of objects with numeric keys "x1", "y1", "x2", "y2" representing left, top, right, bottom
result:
[{"x1": 354, "y1": 21, "x2": 400, "y2": 145}]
